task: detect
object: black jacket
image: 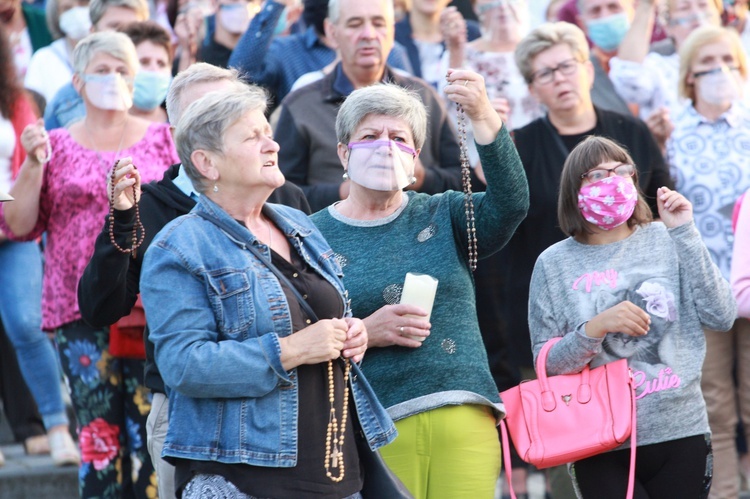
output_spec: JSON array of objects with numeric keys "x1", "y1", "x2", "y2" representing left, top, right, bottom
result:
[{"x1": 77, "y1": 164, "x2": 311, "y2": 393}]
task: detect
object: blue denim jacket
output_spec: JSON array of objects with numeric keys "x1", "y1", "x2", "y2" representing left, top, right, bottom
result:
[
  {"x1": 140, "y1": 195, "x2": 397, "y2": 466},
  {"x1": 44, "y1": 82, "x2": 85, "y2": 130}
]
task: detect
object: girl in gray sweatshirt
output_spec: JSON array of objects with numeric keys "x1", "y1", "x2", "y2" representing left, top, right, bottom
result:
[{"x1": 528, "y1": 136, "x2": 736, "y2": 497}]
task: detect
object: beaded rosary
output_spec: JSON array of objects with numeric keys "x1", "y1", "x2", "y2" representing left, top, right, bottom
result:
[
  {"x1": 456, "y1": 102, "x2": 477, "y2": 271},
  {"x1": 324, "y1": 358, "x2": 351, "y2": 481},
  {"x1": 108, "y1": 160, "x2": 145, "y2": 258}
]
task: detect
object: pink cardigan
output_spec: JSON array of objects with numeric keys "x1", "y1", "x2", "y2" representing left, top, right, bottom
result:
[{"x1": 732, "y1": 190, "x2": 750, "y2": 318}]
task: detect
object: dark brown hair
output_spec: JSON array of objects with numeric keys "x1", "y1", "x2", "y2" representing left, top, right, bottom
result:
[
  {"x1": 0, "y1": 24, "x2": 22, "y2": 119},
  {"x1": 558, "y1": 136, "x2": 653, "y2": 237},
  {"x1": 118, "y1": 20, "x2": 173, "y2": 63}
]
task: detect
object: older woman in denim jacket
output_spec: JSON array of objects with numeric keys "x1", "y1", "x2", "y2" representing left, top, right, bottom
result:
[{"x1": 140, "y1": 84, "x2": 396, "y2": 499}]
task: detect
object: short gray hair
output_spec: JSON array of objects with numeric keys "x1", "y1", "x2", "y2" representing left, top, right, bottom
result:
[
  {"x1": 175, "y1": 85, "x2": 269, "y2": 194},
  {"x1": 515, "y1": 22, "x2": 589, "y2": 84},
  {"x1": 327, "y1": 0, "x2": 393, "y2": 25},
  {"x1": 166, "y1": 63, "x2": 246, "y2": 124},
  {"x1": 336, "y1": 83, "x2": 426, "y2": 150},
  {"x1": 73, "y1": 31, "x2": 139, "y2": 75},
  {"x1": 89, "y1": 0, "x2": 149, "y2": 27}
]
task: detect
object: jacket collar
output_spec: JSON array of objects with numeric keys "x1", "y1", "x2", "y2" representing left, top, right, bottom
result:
[
  {"x1": 675, "y1": 101, "x2": 746, "y2": 129},
  {"x1": 323, "y1": 63, "x2": 401, "y2": 103},
  {"x1": 302, "y1": 25, "x2": 320, "y2": 49},
  {"x1": 194, "y1": 195, "x2": 313, "y2": 249}
]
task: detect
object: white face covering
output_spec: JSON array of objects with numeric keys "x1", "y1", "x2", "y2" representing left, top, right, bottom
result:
[
  {"x1": 82, "y1": 73, "x2": 133, "y2": 111},
  {"x1": 695, "y1": 66, "x2": 743, "y2": 106},
  {"x1": 346, "y1": 140, "x2": 416, "y2": 192},
  {"x1": 218, "y1": 3, "x2": 251, "y2": 34},
  {"x1": 59, "y1": 6, "x2": 92, "y2": 40}
]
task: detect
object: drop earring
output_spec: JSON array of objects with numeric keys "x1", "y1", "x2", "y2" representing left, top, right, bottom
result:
[
  {"x1": 342, "y1": 171, "x2": 349, "y2": 180},
  {"x1": 213, "y1": 178, "x2": 219, "y2": 192},
  {"x1": 410, "y1": 176, "x2": 417, "y2": 185}
]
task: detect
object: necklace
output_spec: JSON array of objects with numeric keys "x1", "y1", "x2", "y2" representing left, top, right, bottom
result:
[
  {"x1": 85, "y1": 116, "x2": 129, "y2": 166},
  {"x1": 265, "y1": 216, "x2": 273, "y2": 251},
  {"x1": 456, "y1": 104, "x2": 477, "y2": 271},
  {"x1": 325, "y1": 358, "x2": 351, "y2": 482}
]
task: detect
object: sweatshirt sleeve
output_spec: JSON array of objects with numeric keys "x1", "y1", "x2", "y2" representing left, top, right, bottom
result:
[
  {"x1": 528, "y1": 256, "x2": 604, "y2": 376},
  {"x1": 731, "y1": 194, "x2": 750, "y2": 318},
  {"x1": 670, "y1": 220, "x2": 737, "y2": 330}
]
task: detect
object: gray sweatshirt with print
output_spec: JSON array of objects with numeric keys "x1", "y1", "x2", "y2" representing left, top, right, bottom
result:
[{"x1": 528, "y1": 221, "x2": 736, "y2": 446}]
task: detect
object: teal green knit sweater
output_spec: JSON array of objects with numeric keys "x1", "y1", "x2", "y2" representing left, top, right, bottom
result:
[{"x1": 311, "y1": 126, "x2": 529, "y2": 421}]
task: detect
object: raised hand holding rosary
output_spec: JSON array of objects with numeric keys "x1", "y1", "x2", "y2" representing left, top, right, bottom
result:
[
  {"x1": 108, "y1": 160, "x2": 145, "y2": 258},
  {"x1": 454, "y1": 79, "x2": 478, "y2": 272}
]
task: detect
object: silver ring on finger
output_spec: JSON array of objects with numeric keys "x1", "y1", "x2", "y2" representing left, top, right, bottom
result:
[
  {"x1": 399, "y1": 326, "x2": 404, "y2": 335},
  {"x1": 464, "y1": 80, "x2": 469, "y2": 87}
]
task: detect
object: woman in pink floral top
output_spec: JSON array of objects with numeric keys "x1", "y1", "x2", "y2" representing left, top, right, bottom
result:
[
  {"x1": 0, "y1": 32, "x2": 177, "y2": 498},
  {"x1": 441, "y1": 0, "x2": 542, "y2": 165}
]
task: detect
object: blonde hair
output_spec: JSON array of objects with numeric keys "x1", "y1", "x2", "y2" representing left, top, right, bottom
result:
[
  {"x1": 73, "y1": 31, "x2": 139, "y2": 76},
  {"x1": 678, "y1": 25, "x2": 747, "y2": 102},
  {"x1": 515, "y1": 22, "x2": 589, "y2": 84}
]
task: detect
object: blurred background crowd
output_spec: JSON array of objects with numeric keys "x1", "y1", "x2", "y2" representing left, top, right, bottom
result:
[{"x1": 1, "y1": 0, "x2": 750, "y2": 497}]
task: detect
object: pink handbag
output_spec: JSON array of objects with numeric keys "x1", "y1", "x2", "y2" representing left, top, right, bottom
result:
[{"x1": 499, "y1": 337, "x2": 637, "y2": 499}]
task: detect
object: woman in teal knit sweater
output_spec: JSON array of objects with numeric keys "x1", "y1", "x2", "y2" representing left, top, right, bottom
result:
[{"x1": 311, "y1": 70, "x2": 529, "y2": 499}]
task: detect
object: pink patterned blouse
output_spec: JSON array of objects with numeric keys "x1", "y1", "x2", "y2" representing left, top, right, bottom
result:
[{"x1": 0, "y1": 122, "x2": 179, "y2": 330}]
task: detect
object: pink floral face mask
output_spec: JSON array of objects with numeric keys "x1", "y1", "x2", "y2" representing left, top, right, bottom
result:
[{"x1": 577, "y1": 175, "x2": 637, "y2": 231}]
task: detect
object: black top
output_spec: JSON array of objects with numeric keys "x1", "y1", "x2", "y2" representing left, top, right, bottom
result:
[
  {"x1": 77, "y1": 164, "x2": 312, "y2": 393},
  {"x1": 483, "y1": 107, "x2": 674, "y2": 371},
  {"x1": 174, "y1": 239, "x2": 361, "y2": 498},
  {"x1": 201, "y1": 37, "x2": 232, "y2": 69}
]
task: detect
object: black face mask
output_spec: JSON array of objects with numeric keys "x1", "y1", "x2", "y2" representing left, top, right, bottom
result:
[{"x1": 302, "y1": 0, "x2": 328, "y2": 36}]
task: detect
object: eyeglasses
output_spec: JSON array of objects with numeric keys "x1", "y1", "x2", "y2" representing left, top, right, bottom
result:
[
  {"x1": 476, "y1": 0, "x2": 520, "y2": 15},
  {"x1": 580, "y1": 164, "x2": 635, "y2": 182},
  {"x1": 531, "y1": 58, "x2": 582, "y2": 85},
  {"x1": 693, "y1": 65, "x2": 739, "y2": 78},
  {"x1": 668, "y1": 11, "x2": 712, "y2": 27}
]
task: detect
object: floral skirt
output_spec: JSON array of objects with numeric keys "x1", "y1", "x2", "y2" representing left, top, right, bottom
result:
[{"x1": 57, "y1": 320, "x2": 156, "y2": 499}]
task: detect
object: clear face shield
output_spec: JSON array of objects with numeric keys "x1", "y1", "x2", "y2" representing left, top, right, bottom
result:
[
  {"x1": 693, "y1": 65, "x2": 744, "y2": 106},
  {"x1": 346, "y1": 140, "x2": 417, "y2": 192}
]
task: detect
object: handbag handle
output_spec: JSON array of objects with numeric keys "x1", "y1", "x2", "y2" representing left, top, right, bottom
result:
[
  {"x1": 500, "y1": 337, "x2": 637, "y2": 499},
  {"x1": 535, "y1": 338, "x2": 591, "y2": 411}
]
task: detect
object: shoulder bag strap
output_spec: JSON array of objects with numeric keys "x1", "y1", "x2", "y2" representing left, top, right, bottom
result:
[{"x1": 195, "y1": 210, "x2": 319, "y2": 322}]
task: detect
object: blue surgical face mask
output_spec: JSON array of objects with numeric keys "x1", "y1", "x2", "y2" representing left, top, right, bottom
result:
[
  {"x1": 585, "y1": 12, "x2": 630, "y2": 52},
  {"x1": 273, "y1": 7, "x2": 287, "y2": 36},
  {"x1": 133, "y1": 70, "x2": 172, "y2": 111}
]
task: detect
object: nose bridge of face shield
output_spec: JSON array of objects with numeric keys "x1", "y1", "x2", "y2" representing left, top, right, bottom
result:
[{"x1": 349, "y1": 140, "x2": 417, "y2": 160}]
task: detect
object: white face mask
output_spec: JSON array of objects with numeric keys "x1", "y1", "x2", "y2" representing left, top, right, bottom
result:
[
  {"x1": 218, "y1": 3, "x2": 251, "y2": 34},
  {"x1": 59, "y1": 6, "x2": 92, "y2": 40},
  {"x1": 346, "y1": 140, "x2": 416, "y2": 191},
  {"x1": 695, "y1": 66, "x2": 742, "y2": 106},
  {"x1": 82, "y1": 73, "x2": 133, "y2": 111}
]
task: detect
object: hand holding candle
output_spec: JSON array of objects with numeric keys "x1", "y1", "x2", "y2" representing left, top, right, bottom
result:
[{"x1": 399, "y1": 272, "x2": 438, "y2": 341}]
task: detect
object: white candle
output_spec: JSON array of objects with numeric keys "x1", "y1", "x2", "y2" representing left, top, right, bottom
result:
[{"x1": 400, "y1": 273, "x2": 439, "y2": 341}]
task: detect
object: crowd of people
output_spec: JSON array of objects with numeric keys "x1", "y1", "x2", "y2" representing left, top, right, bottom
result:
[{"x1": 0, "y1": 0, "x2": 749, "y2": 498}]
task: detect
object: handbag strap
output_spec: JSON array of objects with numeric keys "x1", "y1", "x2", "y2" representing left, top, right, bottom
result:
[{"x1": 195, "y1": 210, "x2": 319, "y2": 322}]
